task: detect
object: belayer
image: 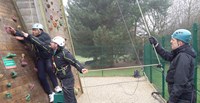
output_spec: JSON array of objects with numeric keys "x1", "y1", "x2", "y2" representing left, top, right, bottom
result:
[{"x1": 149, "y1": 29, "x2": 196, "y2": 103}]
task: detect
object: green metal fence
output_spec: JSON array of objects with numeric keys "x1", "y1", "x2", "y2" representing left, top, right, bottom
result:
[{"x1": 144, "y1": 23, "x2": 199, "y2": 102}]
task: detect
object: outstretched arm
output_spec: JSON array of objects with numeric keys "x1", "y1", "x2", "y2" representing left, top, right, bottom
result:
[
  {"x1": 22, "y1": 32, "x2": 52, "y2": 54},
  {"x1": 62, "y1": 49, "x2": 88, "y2": 74}
]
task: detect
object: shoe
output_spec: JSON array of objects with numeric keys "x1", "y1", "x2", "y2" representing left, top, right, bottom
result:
[
  {"x1": 54, "y1": 86, "x2": 62, "y2": 93},
  {"x1": 49, "y1": 92, "x2": 55, "y2": 103}
]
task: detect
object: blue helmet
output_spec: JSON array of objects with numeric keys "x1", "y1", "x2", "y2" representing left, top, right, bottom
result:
[{"x1": 171, "y1": 29, "x2": 192, "y2": 43}]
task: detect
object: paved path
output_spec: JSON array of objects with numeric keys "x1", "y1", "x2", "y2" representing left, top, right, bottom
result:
[{"x1": 78, "y1": 77, "x2": 166, "y2": 103}]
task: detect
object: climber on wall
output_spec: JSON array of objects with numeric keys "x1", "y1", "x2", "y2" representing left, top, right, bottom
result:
[
  {"x1": 6, "y1": 23, "x2": 62, "y2": 102},
  {"x1": 21, "y1": 32, "x2": 88, "y2": 103}
]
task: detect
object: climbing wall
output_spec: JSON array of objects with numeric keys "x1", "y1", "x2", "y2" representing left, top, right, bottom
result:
[
  {"x1": 0, "y1": 0, "x2": 48, "y2": 102},
  {"x1": 37, "y1": 0, "x2": 83, "y2": 97}
]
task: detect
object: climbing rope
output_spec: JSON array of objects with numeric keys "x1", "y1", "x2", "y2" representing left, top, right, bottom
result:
[
  {"x1": 89, "y1": 64, "x2": 160, "y2": 72},
  {"x1": 135, "y1": 0, "x2": 163, "y2": 71},
  {"x1": 135, "y1": 0, "x2": 166, "y2": 102}
]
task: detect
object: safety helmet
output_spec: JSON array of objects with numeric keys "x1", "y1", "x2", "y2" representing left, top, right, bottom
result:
[
  {"x1": 32, "y1": 23, "x2": 43, "y2": 30},
  {"x1": 52, "y1": 36, "x2": 65, "y2": 47},
  {"x1": 171, "y1": 29, "x2": 192, "y2": 43}
]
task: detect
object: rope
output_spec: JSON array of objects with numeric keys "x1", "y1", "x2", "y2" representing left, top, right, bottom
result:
[
  {"x1": 116, "y1": 0, "x2": 143, "y2": 66},
  {"x1": 135, "y1": 0, "x2": 163, "y2": 71},
  {"x1": 89, "y1": 64, "x2": 160, "y2": 72}
]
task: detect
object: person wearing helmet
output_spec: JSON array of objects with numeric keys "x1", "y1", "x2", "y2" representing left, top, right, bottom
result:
[
  {"x1": 21, "y1": 32, "x2": 88, "y2": 103},
  {"x1": 6, "y1": 23, "x2": 62, "y2": 102},
  {"x1": 149, "y1": 29, "x2": 196, "y2": 103}
]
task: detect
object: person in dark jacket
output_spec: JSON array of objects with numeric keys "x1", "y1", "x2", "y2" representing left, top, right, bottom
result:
[
  {"x1": 21, "y1": 32, "x2": 88, "y2": 103},
  {"x1": 149, "y1": 29, "x2": 196, "y2": 103},
  {"x1": 7, "y1": 23, "x2": 62, "y2": 102}
]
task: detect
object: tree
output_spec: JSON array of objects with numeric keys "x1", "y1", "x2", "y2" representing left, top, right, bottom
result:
[{"x1": 66, "y1": 0, "x2": 170, "y2": 68}]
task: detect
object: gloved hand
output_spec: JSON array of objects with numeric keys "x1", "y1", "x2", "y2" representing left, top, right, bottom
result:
[{"x1": 149, "y1": 36, "x2": 158, "y2": 46}]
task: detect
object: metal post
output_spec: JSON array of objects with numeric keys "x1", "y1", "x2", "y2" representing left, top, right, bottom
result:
[
  {"x1": 161, "y1": 36, "x2": 165, "y2": 98},
  {"x1": 192, "y1": 23, "x2": 198, "y2": 103}
]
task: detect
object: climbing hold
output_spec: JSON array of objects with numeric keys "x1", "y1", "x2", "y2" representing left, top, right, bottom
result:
[
  {"x1": 20, "y1": 54, "x2": 28, "y2": 67},
  {"x1": 29, "y1": 83, "x2": 35, "y2": 91},
  {"x1": 5, "y1": 92, "x2": 12, "y2": 99},
  {"x1": 11, "y1": 16, "x2": 17, "y2": 22},
  {"x1": 74, "y1": 87, "x2": 79, "y2": 95},
  {"x1": 6, "y1": 53, "x2": 16, "y2": 58},
  {"x1": 0, "y1": 74, "x2": 3, "y2": 78},
  {"x1": 17, "y1": 25, "x2": 21, "y2": 29},
  {"x1": 7, "y1": 83, "x2": 12, "y2": 88},
  {"x1": 47, "y1": 4, "x2": 50, "y2": 8},
  {"x1": 50, "y1": 14, "x2": 53, "y2": 20},
  {"x1": 11, "y1": 71, "x2": 17, "y2": 78},
  {"x1": 53, "y1": 21, "x2": 57, "y2": 27},
  {"x1": 2, "y1": 57, "x2": 17, "y2": 69},
  {"x1": 59, "y1": 21, "x2": 63, "y2": 26},
  {"x1": 26, "y1": 94, "x2": 31, "y2": 102}
]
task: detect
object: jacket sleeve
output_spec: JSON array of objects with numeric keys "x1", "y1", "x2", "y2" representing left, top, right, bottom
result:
[
  {"x1": 26, "y1": 34, "x2": 52, "y2": 54},
  {"x1": 15, "y1": 30, "x2": 24, "y2": 37},
  {"x1": 169, "y1": 53, "x2": 191, "y2": 102},
  {"x1": 155, "y1": 44, "x2": 174, "y2": 61},
  {"x1": 62, "y1": 50, "x2": 84, "y2": 73}
]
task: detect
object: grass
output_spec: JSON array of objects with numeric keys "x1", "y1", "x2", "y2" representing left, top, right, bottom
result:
[{"x1": 75, "y1": 55, "x2": 93, "y2": 63}]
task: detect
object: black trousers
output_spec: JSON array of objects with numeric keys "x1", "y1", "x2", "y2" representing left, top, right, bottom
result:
[
  {"x1": 168, "y1": 84, "x2": 196, "y2": 103},
  {"x1": 61, "y1": 77, "x2": 77, "y2": 103},
  {"x1": 37, "y1": 58, "x2": 58, "y2": 94}
]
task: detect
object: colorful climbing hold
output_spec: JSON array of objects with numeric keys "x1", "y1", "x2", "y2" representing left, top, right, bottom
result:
[
  {"x1": 5, "y1": 92, "x2": 12, "y2": 99},
  {"x1": 11, "y1": 71, "x2": 17, "y2": 78},
  {"x1": 11, "y1": 16, "x2": 17, "y2": 22},
  {"x1": 53, "y1": 21, "x2": 57, "y2": 27},
  {"x1": 7, "y1": 83, "x2": 12, "y2": 88},
  {"x1": 50, "y1": 14, "x2": 53, "y2": 20},
  {"x1": 2, "y1": 57, "x2": 17, "y2": 69},
  {"x1": 17, "y1": 25, "x2": 21, "y2": 29},
  {"x1": 6, "y1": 53, "x2": 16, "y2": 58},
  {"x1": 21, "y1": 54, "x2": 28, "y2": 67},
  {"x1": 26, "y1": 94, "x2": 31, "y2": 102}
]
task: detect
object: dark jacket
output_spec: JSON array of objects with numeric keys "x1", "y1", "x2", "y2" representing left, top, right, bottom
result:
[
  {"x1": 15, "y1": 30, "x2": 52, "y2": 59},
  {"x1": 155, "y1": 44, "x2": 196, "y2": 102},
  {"x1": 26, "y1": 34, "x2": 84, "y2": 79}
]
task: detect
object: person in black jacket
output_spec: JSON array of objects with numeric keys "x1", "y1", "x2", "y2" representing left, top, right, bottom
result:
[
  {"x1": 7, "y1": 23, "x2": 62, "y2": 102},
  {"x1": 21, "y1": 32, "x2": 88, "y2": 103},
  {"x1": 149, "y1": 29, "x2": 196, "y2": 103}
]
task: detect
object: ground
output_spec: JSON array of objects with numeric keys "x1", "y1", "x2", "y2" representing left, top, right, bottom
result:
[{"x1": 78, "y1": 77, "x2": 166, "y2": 103}]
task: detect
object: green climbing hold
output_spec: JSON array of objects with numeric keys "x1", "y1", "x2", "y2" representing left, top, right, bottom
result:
[
  {"x1": 2, "y1": 57, "x2": 17, "y2": 69},
  {"x1": 11, "y1": 71, "x2": 17, "y2": 78},
  {"x1": 6, "y1": 53, "x2": 16, "y2": 58},
  {"x1": 26, "y1": 94, "x2": 31, "y2": 102},
  {"x1": 7, "y1": 83, "x2": 12, "y2": 88},
  {"x1": 5, "y1": 92, "x2": 12, "y2": 99}
]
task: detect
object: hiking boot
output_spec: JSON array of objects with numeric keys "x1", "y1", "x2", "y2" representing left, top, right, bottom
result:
[
  {"x1": 49, "y1": 92, "x2": 55, "y2": 103},
  {"x1": 54, "y1": 86, "x2": 62, "y2": 93}
]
